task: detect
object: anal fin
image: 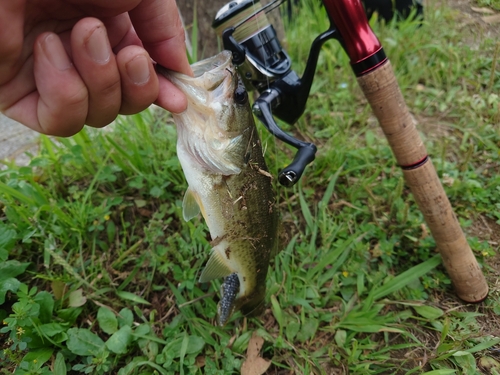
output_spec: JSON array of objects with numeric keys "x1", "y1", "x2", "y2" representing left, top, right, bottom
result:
[{"x1": 199, "y1": 250, "x2": 232, "y2": 283}]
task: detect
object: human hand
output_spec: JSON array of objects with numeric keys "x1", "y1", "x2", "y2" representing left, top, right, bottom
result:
[{"x1": 0, "y1": 0, "x2": 192, "y2": 136}]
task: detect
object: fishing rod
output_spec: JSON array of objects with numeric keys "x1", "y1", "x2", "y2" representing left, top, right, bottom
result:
[{"x1": 211, "y1": 0, "x2": 488, "y2": 303}]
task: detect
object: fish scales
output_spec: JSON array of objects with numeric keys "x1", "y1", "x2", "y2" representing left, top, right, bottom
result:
[{"x1": 159, "y1": 51, "x2": 279, "y2": 325}]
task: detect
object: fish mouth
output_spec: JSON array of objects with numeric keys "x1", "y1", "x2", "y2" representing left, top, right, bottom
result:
[
  {"x1": 165, "y1": 50, "x2": 236, "y2": 105},
  {"x1": 191, "y1": 50, "x2": 233, "y2": 78}
]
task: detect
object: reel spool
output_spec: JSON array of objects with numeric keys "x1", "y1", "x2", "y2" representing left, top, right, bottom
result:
[{"x1": 212, "y1": 0, "x2": 291, "y2": 92}]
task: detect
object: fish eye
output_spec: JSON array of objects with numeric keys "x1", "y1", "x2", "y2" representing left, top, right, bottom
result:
[{"x1": 234, "y1": 87, "x2": 248, "y2": 105}]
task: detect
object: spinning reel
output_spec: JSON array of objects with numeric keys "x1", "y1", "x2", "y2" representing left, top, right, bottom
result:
[{"x1": 212, "y1": 0, "x2": 341, "y2": 187}]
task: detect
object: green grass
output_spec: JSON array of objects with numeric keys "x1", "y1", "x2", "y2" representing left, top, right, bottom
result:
[
  {"x1": 1, "y1": 1, "x2": 500, "y2": 374},
  {"x1": 476, "y1": 0, "x2": 500, "y2": 11}
]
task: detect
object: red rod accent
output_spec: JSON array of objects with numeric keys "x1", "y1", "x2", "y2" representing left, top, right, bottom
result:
[{"x1": 322, "y1": 0, "x2": 382, "y2": 64}]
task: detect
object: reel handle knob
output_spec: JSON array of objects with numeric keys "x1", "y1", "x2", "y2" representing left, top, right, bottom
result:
[{"x1": 278, "y1": 143, "x2": 317, "y2": 187}]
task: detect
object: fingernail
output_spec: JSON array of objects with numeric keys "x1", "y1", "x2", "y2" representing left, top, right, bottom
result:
[
  {"x1": 85, "y1": 26, "x2": 111, "y2": 64},
  {"x1": 126, "y1": 55, "x2": 150, "y2": 85},
  {"x1": 42, "y1": 34, "x2": 72, "y2": 71}
]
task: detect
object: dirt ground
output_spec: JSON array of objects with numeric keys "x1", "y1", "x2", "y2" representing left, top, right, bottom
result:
[{"x1": 445, "y1": 0, "x2": 500, "y2": 38}]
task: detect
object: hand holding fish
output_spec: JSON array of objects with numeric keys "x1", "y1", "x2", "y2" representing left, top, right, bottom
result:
[{"x1": 0, "y1": 0, "x2": 192, "y2": 136}]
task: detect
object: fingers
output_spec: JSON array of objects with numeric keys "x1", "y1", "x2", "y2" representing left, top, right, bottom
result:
[
  {"x1": 156, "y1": 75, "x2": 188, "y2": 114},
  {"x1": 4, "y1": 32, "x2": 88, "y2": 136},
  {"x1": 129, "y1": 0, "x2": 192, "y2": 75},
  {"x1": 104, "y1": 9, "x2": 188, "y2": 112},
  {"x1": 116, "y1": 45, "x2": 158, "y2": 115},
  {"x1": 34, "y1": 32, "x2": 89, "y2": 136},
  {"x1": 103, "y1": 13, "x2": 143, "y2": 50},
  {"x1": 70, "y1": 18, "x2": 121, "y2": 127},
  {"x1": 1, "y1": 0, "x2": 190, "y2": 136},
  {"x1": 129, "y1": 0, "x2": 190, "y2": 113},
  {"x1": 91, "y1": 16, "x2": 159, "y2": 115},
  {"x1": 0, "y1": 1, "x2": 25, "y2": 85},
  {"x1": 4, "y1": 18, "x2": 160, "y2": 136}
]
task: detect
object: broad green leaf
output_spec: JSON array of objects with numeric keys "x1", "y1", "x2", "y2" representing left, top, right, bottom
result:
[
  {"x1": 421, "y1": 370, "x2": 457, "y2": 375},
  {"x1": 54, "y1": 352, "x2": 67, "y2": 375},
  {"x1": 34, "y1": 291, "x2": 54, "y2": 324},
  {"x1": 21, "y1": 348, "x2": 54, "y2": 369},
  {"x1": 187, "y1": 335, "x2": 205, "y2": 355},
  {"x1": 453, "y1": 351, "x2": 477, "y2": 372},
  {"x1": 67, "y1": 328, "x2": 105, "y2": 356},
  {"x1": 0, "y1": 260, "x2": 30, "y2": 281},
  {"x1": 285, "y1": 321, "x2": 301, "y2": 342},
  {"x1": 160, "y1": 335, "x2": 205, "y2": 359},
  {"x1": 0, "y1": 225, "x2": 17, "y2": 253},
  {"x1": 68, "y1": 289, "x2": 87, "y2": 307},
  {"x1": 116, "y1": 291, "x2": 151, "y2": 305},
  {"x1": 335, "y1": 330, "x2": 347, "y2": 347},
  {"x1": 39, "y1": 322, "x2": 66, "y2": 337},
  {"x1": 0, "y1": 278, "x2": 21, "y2": 304},
  {"x1": 134, "y1": 323, "x2": 151, "y2": 336},
  {"x1": 150, "y1": 186, "x2": 162, "y2": 198},
  {"x1": 117, "y1": 307, "x2": 134, "y2": 328},
  {"x1": 97, "y1": 307, "x2": 118, "y2": 335},
  {"x1": 413, "y1": 305, "x2": 444, "y2": 320},
  {"x1": 57, "y1": 307, "x2": 83, "y2": 325},
  {"x1": 0, "y1": 249, "x2": 7, "y2": 262},
  {"x1": 106, "y1": 325, "x2": 132, "y2": 354},
  {"x1": 297, "y1": 319, "x2": 319, "y2": 343},
  {"x1": 138, "y1": 336, "x2": 159, "y2": 360}
]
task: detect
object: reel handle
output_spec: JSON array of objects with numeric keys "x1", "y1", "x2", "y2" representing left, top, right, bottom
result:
[{"x1": 252, "y1": 89, "x2": 317, "y2": 187}]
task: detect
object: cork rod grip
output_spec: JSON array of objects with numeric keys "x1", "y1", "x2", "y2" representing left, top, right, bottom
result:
[{"x1": 357, "y1": 61, "x2": 488, "y2": 302}]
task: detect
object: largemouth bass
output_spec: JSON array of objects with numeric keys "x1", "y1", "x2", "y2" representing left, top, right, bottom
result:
[{"x1": 159, "y1": 51, "x2": 279, "y2": 326}]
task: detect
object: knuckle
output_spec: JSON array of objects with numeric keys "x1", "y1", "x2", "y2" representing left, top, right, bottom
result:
[
  {"x1": 96, "y1": 78, "x2": 121, "y2": 99},
  {"x1": 85, "y1": 79, "x2": 121, "y2": 126},
  {"x1": 64, "y1": 85, "x2": 89, "y2": 109},
  {"x1": 41, "y1": 88, "x2": 88, "y2": 136},
  {"x1": 120, "y1": 88, "x2": 156, "y2": 115},
  {"x1": 42, "y1": 119, "x2": 84, "y2": 137}
]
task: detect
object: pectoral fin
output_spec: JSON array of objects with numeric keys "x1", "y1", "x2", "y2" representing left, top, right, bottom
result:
[
  {"x1": 199, "y1": 250, "x2": 232, "y2": 283},
  {"x1": 182, "y1": 188, "x2": 201, "y2": 221}
]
